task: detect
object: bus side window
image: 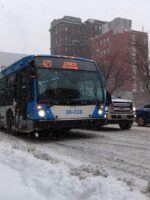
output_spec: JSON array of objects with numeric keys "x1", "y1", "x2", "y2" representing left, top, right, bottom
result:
[
  {"x1": 27, "y1": 65, "x2": 34, "y2": 102},
  {"x1": 16, "y1": 69, "x2": 28, "y2": 112},
  {"x1": 16, "y1": 69, "x2": 28, "y2": 101},
  {"x1": 28, "y1": 78, "x2": 34, "y2": 102},
  {"x1": 0, "y1": 78, "x2": 5, "y2": 106},
  {"x1": 29, "y1": 60, "x2": 36, "y2": 78},
  {"x1": 5, "y1": 74, "x2": 16, "y2": 106}
]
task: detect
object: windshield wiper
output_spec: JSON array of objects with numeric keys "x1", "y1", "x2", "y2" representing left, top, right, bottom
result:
[{"x1": 56, "y1": 99, "x2": 101, "y2": 105}]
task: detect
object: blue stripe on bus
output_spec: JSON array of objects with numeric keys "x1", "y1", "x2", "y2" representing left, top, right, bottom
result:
[
  {"x1": 27, "y1": 102, "x2": 55, "y2": 120},
  {"x1": 91, "y1": 105, "x2": 99, "y2": 118}
]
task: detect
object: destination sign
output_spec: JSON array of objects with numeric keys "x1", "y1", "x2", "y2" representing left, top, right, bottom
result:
[
  {"x1": 63, "y1": 61, "x2": 78, "y2": 70},
  {"x1": 34, "y1": 56, "x2": 97, "y2": 71},
  {"x1": 42, "y1": 60, "x2": 52, "y2": 68}
]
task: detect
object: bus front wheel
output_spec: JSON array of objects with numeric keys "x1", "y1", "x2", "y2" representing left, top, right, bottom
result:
[{"x1": 6, "y1": 110, "x2": 15, "y2": 134}]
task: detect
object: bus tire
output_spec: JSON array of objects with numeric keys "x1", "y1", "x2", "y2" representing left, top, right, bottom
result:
[{"x1": 6, "y1": 110, "x2": 15, "y2": 134}]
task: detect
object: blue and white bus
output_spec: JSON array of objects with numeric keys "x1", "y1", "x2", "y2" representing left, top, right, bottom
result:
[{"x1": 0, "y1": 55, "x2": 107, "y2": 135}]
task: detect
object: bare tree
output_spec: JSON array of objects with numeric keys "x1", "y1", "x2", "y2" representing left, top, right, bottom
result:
[
  {"x1": 125, "y1": 38, "x2": 150, "y2": 102},
  {"x1": 135, "y1": 43, "x2": 150, "y2": 98},
  {"x1": 97, "y1": 52, "x2": 130, "y2": 94}
]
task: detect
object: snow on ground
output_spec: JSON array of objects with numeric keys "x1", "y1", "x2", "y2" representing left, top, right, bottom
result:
[{"x1": 0, "y1": 139, "x2": 148, "y2": 200}]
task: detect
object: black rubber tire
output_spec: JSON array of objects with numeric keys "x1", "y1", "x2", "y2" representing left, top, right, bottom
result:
[
  {"x1": 6, "y1": 110, "x2": 14, "y2": 134},
  {"x1": 137, "y1": 117, "x2": 145, "y2": 126},
  {"x1": 119, "y1": 122, "x2": 133, "y2": 130}
]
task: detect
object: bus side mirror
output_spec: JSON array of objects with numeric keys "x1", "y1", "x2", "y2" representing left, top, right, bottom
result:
[
  {"x1": 29, "y1": 60, "x2": 36, "y2": 78},
  {"x1": 106, "y1": 91, "x2": 112, "y2": 106}
]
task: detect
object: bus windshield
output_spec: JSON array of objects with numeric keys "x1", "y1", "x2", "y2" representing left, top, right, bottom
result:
[{"x1": 37, "y1": 67, "x2": 104, "y2": 105}]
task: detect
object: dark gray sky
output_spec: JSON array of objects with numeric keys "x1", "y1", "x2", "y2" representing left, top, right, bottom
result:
[{"x1": 0, "y1": 0, "x2": 149, "y2": 54}]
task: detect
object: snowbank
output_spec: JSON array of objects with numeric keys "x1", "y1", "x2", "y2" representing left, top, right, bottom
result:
[{"x1": 0, "y1": 141, "x2": 148, "y2": 200}]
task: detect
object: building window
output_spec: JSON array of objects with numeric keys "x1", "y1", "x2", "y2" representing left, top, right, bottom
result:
[
  {"x1": 140, "y1": 82, "x2": 144, "y2": 91},
  {"x1": 99, "y1": 26, "x2": 102, "y2": 31},
  {"x1": 132, "y1": 46, "x2": 136, "y2": 55},
  {"x1": 131, "y1": 33, "x2": 136, "y2": 44},
  {"x1": 103, "y1": 39, "x2": 106, "y2": 45},
  {"x1": 132, "y1": 79, "x2": 137, "y2": 92},
  {"x1": 132, "y1": 56, "x2": 136, "y2": 64},
  {"x1": 132, "y1": 65, "x2": 136, "y2": 75},
  {"x1": 107, "y1": 49, "x2": 110, "y2": 54},
  {"x1": 144, "y1": 37, "x2": 147, "y2": 44}
]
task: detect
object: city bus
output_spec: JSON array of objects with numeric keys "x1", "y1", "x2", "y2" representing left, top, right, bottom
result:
[{"x1": 0, "y1": 55, "x2": 107, "y2": 135}]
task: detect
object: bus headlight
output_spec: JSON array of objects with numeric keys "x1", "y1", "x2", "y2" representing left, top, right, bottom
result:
[
  {"x1": 98, "y1": 109, "x2": 103, "y2": 115},
  {"x1": 38, "y1": 109, "x2": 45, "y2": 117}
]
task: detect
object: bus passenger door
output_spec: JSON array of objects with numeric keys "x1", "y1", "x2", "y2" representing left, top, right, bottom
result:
[{"x1": 15, "y1": 69, "x2": 28, "y2": 129}]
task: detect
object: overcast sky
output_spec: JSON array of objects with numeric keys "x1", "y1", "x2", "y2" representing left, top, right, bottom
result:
[{"x1": 0, "y1": 0, "x2": 150, "y2": 54}]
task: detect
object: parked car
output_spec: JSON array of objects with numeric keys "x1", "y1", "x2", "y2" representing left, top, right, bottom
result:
[{"x1": 136, "y1": 104, "x2": 150, "y2": 126}]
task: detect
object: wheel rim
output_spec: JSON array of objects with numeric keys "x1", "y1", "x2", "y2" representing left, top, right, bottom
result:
[{"x1": 137, "y1": 117, "x2": 144, "y2": 126}]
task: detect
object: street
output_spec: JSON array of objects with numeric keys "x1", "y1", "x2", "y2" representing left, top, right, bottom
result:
[{"x1": 0, "y1": 124, "x2": 150, "y2": 199}]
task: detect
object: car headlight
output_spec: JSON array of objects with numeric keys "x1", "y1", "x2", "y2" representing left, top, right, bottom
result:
[
  {"x1": 133, "y1": 107, "x2": 136, "y2": 112},
  {"x1": 37, "y1": 104, "x2": 42, "y2": 109},
  {"x1": 105, "y1": 106, "x2": 109, "y2": 112},
  {"x1": 38, "y1": 109, "x2": 45, "y2": 117}
]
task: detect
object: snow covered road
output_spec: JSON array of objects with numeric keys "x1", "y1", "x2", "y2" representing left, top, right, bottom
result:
[{"x1": 0, "y1": 125, "x2": 149, "y2": 199}]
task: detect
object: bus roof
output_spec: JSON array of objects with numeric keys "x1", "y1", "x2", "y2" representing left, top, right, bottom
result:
[{"x1": 0, "y1": 55, "x2": 95, "y2": 78}]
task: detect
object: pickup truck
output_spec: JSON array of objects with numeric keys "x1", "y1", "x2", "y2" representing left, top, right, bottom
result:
[{"x1": 105, "y1": 97, "x2": 135, "y2": 129}]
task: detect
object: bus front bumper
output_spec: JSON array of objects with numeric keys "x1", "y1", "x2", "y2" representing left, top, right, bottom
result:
[{"x1": 33, "y1": 118, "x2": 105, "y2": 131}]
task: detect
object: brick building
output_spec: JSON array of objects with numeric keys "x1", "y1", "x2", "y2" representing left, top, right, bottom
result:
[
  {"x1": 50, "y1": 16, "x2": 149, "y2": 105},
  {"x1": 50, "y1": 16, "x2": 82, "y2": 56},
  {"x1": 50, "y1": 16, "x2": 106, "y2": 58},
  {"x1": 91, "y1": 18, "x2": 149, "y2": 105}
]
